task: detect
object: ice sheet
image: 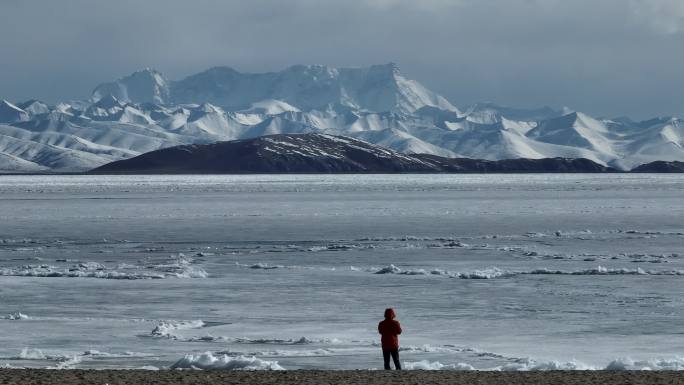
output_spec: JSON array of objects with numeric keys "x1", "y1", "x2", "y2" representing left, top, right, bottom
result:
[{"x1": 0, "y1": 174, "x2": 683, "y2": 370}]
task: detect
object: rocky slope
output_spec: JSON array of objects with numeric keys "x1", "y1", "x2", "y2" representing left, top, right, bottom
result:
[
  {"x1": 631, "y1": 160, "x2": 684, "y2": 173},
  {"x1": 91, "y1": 134, "x2": 616, "y2": 174}
]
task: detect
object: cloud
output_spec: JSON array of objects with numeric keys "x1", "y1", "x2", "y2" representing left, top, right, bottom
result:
[
  {"x1": 0, "y1": 0, "x2": 682, "y2": 118},
  {"x1": 366, "y1": 0, "x2": 461, "y2": 10},
  {"x1": 630, "y1": 0, "x2": 684, "y2": 34}
]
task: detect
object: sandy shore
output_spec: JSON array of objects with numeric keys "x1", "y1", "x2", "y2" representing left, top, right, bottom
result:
[{"x1": 1, "y1": 370, "x2": 683, "y2": 385}]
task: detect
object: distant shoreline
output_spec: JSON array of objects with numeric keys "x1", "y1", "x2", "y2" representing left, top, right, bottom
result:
[
  {"x1": 1, "y1": 369, "x2": 682, "y2": 385},
  {"x1": 1, "y1": 171, "x2": 683, "y2": 176}
]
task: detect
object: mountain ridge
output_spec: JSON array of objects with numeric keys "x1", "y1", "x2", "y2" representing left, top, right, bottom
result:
[
  {"x1": 1, "y1": 63, "x2": 683, "y2": 173},
  {"x1": 91, "y1": 63, "x2": 459, "y2": 114},
  {"x1": 91, "y1": 133, "x2": 617, "y2": 174}
]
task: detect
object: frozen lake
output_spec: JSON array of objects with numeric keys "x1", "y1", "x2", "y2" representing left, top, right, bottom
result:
[{"x1": 1, "y1": 174, "x2": 683, "y2": 370}]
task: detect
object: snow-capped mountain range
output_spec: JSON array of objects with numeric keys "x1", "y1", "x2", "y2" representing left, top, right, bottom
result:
[{"x1": 1, "y1": 64, "x2": 683, "y2": 172}]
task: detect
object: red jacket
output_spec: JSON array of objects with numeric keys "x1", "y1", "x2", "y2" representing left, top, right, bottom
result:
[{"x1": 378, "y1": 309, "x2": 402, "y2": 350}]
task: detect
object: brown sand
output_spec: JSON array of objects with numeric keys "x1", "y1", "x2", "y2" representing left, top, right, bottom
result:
[{"x1": 1, "y1": 370, "x2": 683, "y2": 385}]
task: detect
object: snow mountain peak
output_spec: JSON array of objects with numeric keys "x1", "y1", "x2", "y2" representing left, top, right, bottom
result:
[
  {"x1": 0, "y1": 99, "x2": 30, "y2": 123},
  {"x1": 92, "y1": 68, "x2": 170, "y2": 105},
  {"x1": 91, "y1": 64, "x2": 458, "y2": 114}
]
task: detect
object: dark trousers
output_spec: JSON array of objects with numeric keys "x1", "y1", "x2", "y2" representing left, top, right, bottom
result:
[{"x1": 383, "y1": 348, "x2": 401, "y2": 370}]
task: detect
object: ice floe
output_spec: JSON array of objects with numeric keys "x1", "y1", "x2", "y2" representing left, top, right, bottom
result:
[
  {"x1": 3, "y1": 348, "x2": 154, "y2": 369},
  {"x1": 404, "y1": 360, "x2": 476, "y2": 370},
  {"x1": 371, "y1": 265, "x2": 684, "y2": 279},
  {"x1": 404, "y1": 356, "x2": 684, "y2": 371},
  {"x1": 151, "y1": 320, "x2": 206, "y2": 339},
  {"x1": 3, "y1": 312, "x2": 30, "y2": 320},
  {"x1": 184, "y1": 335, "x2": 342, "y2": 346},
  {"x1": 170, "y1": 352, "x2": 284, "y2": 370},
  {"x1": 0, "y1": 254, "x2": 208, "y2": 279}
]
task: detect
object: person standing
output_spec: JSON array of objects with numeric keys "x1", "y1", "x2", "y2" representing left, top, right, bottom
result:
[{"x1": 378, "y1": 308, "x2": 402, "y2": 370}]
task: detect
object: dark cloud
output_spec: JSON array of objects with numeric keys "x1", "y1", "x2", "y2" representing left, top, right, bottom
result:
[{"x1": 1, "y1": 0, "x2": 683, "y2": 118}]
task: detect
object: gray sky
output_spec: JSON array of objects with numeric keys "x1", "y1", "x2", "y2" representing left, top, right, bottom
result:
[{"x1": 1, "y1": 0, "x2": 683, "y2": 119}]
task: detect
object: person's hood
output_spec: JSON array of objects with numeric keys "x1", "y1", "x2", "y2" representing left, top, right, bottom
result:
[{"x1": 384, "y1": 308, "x2": 396, "y2": 320}]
